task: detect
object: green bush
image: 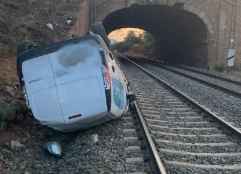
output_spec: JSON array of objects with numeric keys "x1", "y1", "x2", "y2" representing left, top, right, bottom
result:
[
  {"x1": 129, "y1": 0, "x2": 146, "y2": 5},
  {"x1": 113, "y1": 30, "x2": 156, "y2": 55},
  {"x1": 0, "y1": 103, "x2": 19, "y2": 129},
  {"x1": 112, "y1": 31, "x2": 143, "y2": 52},
  {"x1": 212, "y1": 64, "x2": 225, "y2": 72},
  {"x1": 143, "y1": 32, "x2": 155, "y2": 51}
]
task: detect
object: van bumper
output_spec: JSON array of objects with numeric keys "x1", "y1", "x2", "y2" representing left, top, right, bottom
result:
[{"x1": 41, "y1": 112, "x2": 118, "y2": 132}]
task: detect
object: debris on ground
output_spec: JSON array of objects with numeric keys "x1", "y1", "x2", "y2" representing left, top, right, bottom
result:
[
  {"x1": 10, "y1": 140, "x2": 25, "y2": 150},
  {"x1": 44, "y1": 141, "x2": 62, "y2": 158},
  {"x1": 46, "y1": 23, "x2": 54, "y2": 31},
  {"x1": 91, "y1": 134, "x2": 99, "y2": 144},
  {"x1": 66, "y1": 18, "x2": 73, "y2": 25}
]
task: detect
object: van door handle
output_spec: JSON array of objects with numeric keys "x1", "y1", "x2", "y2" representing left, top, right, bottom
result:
[{"x1": 112, "y1": 66, "x2": 115, "y2": 72}]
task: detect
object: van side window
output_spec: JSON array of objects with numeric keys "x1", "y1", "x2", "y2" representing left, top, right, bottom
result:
[
  {"x1": 112, "y1": 65, "x2": 115, "y2": 73},
  {"x1": 100, "y1": 49, "x2": 107, "y2": 66},
  {"x1": 109, "y1": 53, "x2": 114, "y2": 60}
]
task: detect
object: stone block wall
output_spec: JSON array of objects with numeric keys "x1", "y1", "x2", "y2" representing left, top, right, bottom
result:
[{"x1": 91, "y1": 0, "x2": 241, "y2": 68}]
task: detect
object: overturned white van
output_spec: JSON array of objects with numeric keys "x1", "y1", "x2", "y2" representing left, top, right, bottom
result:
[{"x1": 17, "y1": 34, "x2": 130, "y2": 132}]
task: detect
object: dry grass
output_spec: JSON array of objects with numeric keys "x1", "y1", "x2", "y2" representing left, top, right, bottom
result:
[
  {"x1": 0, "y1": 55, "x2": 22, "y2": 129},
  {"x1": 0, "y1": 56, "x2": 18, "y2": 85}
]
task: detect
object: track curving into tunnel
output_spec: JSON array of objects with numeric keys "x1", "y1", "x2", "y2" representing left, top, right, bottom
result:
[{"x1": 103, "y1": 4, "x2": 209, "y2": 68}]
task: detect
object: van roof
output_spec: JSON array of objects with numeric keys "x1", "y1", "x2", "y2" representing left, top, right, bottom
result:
[{"x1": 17, "y1": 34, "x2": 103, "y2": 84}]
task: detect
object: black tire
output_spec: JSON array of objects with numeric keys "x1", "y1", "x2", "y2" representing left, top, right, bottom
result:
[
  {"x1": 17, "y1": 41, "x2": 47, "y2": 57},
  {"x1": 17, "y1": 41, "x2": 38, "y2": 56}
]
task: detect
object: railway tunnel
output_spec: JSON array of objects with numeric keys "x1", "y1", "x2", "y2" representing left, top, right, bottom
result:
[{"x1": 103, "y1": 5, "x2": 209, "y2": 68}]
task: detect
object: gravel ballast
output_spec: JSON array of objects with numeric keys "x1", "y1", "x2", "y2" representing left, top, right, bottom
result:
[
  {"x1": 142, "y1": 63, "x2": 241, "y2": 128},
  {"x1": 164, "y1": 65, "x2": 241, "y2": 95},
  {"x1": 180, "y1": 65, "x2": 241, "y2": 83},
  {"x1": 121, "y1": 61, "x2": 241, "y2": 174},
  {"x1": 0, "y1": 113, "x2": 147, "y2": 174}
]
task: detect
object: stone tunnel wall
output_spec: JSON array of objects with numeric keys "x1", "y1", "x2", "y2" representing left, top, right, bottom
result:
[
  {"x1": 87, "y1": 0, "x2": 241, "y2": 68},
  {"x1": 69, "y1": 0, "x2": 90, "y2": 37}
]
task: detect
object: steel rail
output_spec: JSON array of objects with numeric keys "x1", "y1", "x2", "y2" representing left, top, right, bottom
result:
[
  {"x1": 121, "y1": 57, "x2": 167, "y2": 174},
  {"x1": 125, "y1": 55, "x2": 241, "y2": 86},
  {"x1": 125, "y1": 55, "x2": 241, "y2": 97},
  {"x1": 124, "y1": 57, "x2": 241, "y2": 140},
  {"x1": 177, "y1": 65, "x2": 241, "y2": 86},
  {"x1": 133, "y1": 101, "x2": 167, "y2": 174},
  {"x1": 155, "y1": 64, "x2": 241, "y2": 98}
]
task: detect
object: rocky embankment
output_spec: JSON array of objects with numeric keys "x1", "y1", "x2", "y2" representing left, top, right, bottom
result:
[
  {"x1": 0, "y1": 0, "x2": 80, "y2": 56},
  {"x1": 0, "y1": 0, "x2": 82, "y2": 162}
]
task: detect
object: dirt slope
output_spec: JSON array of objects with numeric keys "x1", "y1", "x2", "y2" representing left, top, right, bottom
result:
[
  {"x1": 0, "y1": 0, "x2": 81, "y2": 56},
  {"x1": 0, "y1": 0, "x2": 82, "y2": 153}
]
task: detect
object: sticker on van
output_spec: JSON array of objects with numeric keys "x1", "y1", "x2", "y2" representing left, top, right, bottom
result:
[{"x1": 112, "y1": 79, "x2": 125, "y2": 110}]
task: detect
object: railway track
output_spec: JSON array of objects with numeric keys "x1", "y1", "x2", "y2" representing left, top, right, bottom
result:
[
  {"x1": 178, "y1": 65, "x2": 241, "y2": 86},
  {"x1": 138, "y1": 61, "x2": 241, "y2": 131},
  {"x1": 121, "y1": 58, "x2": 241, "y2": 174},
  {"x1": 161, "y1": 65, "x2": 241, "y2": 97},
  {"x1": 140, "y1": 60, "x2": 241, "y2": 98},
  {"x1": 122, "y1": 111, "x2": 166, "y2": 174}
]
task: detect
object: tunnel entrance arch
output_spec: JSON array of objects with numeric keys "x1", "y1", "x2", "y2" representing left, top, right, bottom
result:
[{"x1": 103, "y1": 5, "x2": 210, "y2": 68}]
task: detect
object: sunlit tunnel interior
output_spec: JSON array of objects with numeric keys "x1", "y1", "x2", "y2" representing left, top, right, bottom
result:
[{"x1": 108, "y1": 28, "x2": 156, "y2": 58}]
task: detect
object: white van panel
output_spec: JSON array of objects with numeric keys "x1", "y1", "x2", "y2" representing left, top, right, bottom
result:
[
  {"x1": 22, "y1": 55, "x2": 55, "y2": 93},
  {"x1": 110, "y1": 78, "x2": 128, "y2": 117},
  {"x1": 22, "y1": 40, "x2": 108, "y2": 126},
  {"x1": 58, "y1": 77, "x2": 107, "y2": 123},
  {"x1": 20, "y1": 37, "x2": 127, "y2": 131},
  {"x1": 46, "y1": 42, "x2": 107, "y2": 123},
  {"x1": 50, "y1": 43, "x2": 102, "y2": 85},
  {"x1": 31, "y1": 87, "x2": 64, "y2": 124},
  {"x1": 105, "y1": 53, "x2": 128, "y2": 117}
]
